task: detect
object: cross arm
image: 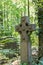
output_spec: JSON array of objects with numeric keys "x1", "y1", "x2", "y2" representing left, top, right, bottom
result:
[
  {"x1": 15, "y1": 25, "x2": 22, "y2": 34},
  {"x1": 25, "y1": 24, "x2": 36, "y2": 32}
]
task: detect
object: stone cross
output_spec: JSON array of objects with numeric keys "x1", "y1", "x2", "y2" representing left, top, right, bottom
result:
[{"x1": 15, "y1": 16, "x2": 35, "y2": 64}]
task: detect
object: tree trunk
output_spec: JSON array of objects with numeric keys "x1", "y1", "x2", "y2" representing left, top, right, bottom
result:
[{"x1": 38, "y1": 7, "x2": 43, "y2": 59}]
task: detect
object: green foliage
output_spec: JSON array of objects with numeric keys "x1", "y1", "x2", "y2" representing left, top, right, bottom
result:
[
  {"x1": 0, "y1": 49, "x2": 18, "y2": 58},
  {"x1": 0, "y1": 0, "x2": 43, "y2": 65},
  {"x1": 32, "y1": 0, "x2": 43, "y2": 7},
  {"x1": 0, "y1": 0, "x2": 22, "y2": 43}
]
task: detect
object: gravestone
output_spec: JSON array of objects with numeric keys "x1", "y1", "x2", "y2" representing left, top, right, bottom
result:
[{"x1": 15, "y1": 16, "x2": 35, "y2": 64}]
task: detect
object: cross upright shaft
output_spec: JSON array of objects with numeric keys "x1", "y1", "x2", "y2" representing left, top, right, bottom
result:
[{"x1": 16, "y1": 16, "x2": 35, "y2": 63}]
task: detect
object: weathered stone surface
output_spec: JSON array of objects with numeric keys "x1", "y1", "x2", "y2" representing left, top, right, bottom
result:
[{"x1": 16, "y1": 16, "x2": 35, "y2": 64}]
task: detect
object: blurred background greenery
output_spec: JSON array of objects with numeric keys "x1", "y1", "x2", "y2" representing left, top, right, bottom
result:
[{"x1": 0, "y1": 0, "x2": 43, "y2": 65}]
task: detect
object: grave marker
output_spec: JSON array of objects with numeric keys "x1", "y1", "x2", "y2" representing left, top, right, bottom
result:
[{"x1": 15, "y1": 16, "x2": 35, "y2": 64}]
